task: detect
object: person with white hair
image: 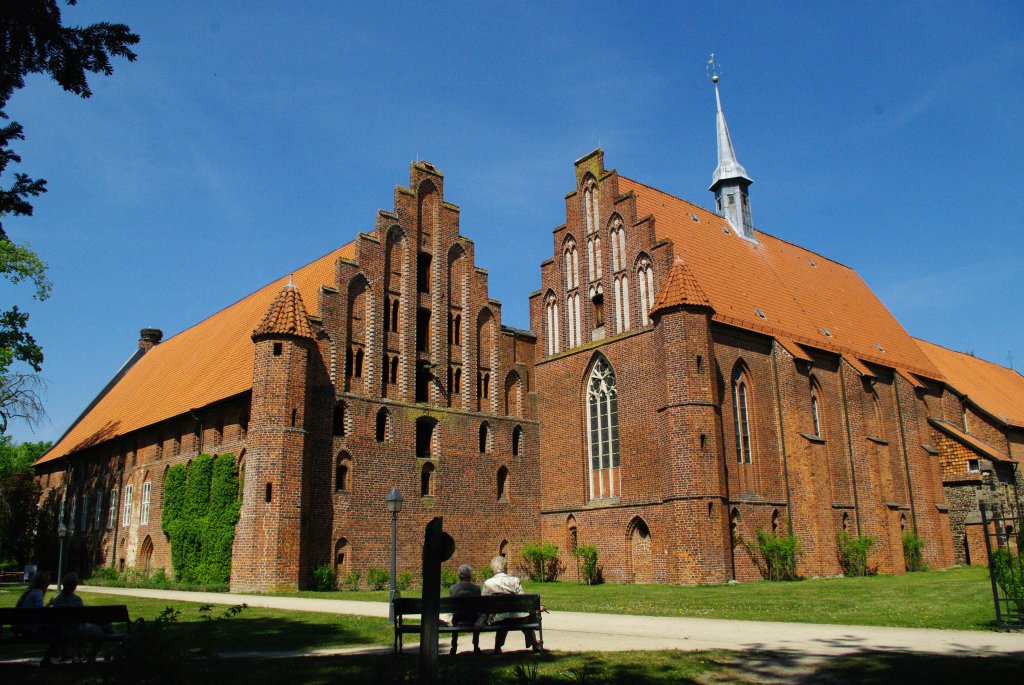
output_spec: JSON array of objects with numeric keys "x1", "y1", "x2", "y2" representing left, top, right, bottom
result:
[{"x1": 481, "y1": 555, "x2": 544, "y2": 654}]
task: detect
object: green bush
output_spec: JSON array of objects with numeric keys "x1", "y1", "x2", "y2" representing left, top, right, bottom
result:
[
  {"x1": 343, "y1": 570, "x2": 361, "y2": 590},
  {"x1": 313, "y1": 564, "x2": 337, "y2": 591},
  {"x1": 366, "y1": 567, "x2": 389, "y2": 590},
  {"x1": 396, "y1": 571, "x2": 413, "y2": 591},
  {"x1": 902, "y1": 531, "x2": 927, "y2": 572},
  {"x1": 746, "y1": 529, "x2": 801, "y2": 581},
  {"x1": 572, "y1": 544, "x2": 601, "y2": 585},
  {"x1": 440, "y1": 566, "x2": 459, "y2": 588},
  {"x1": 521, "y1": 542, "x2": 559, "y2": 582},
  {"x1": 479, "y1": 567, "x2": 494, "y2": 582},
  {"x1": 161, "y1": 454, "x2": 241, "y2": 585},
  {"x1": 992, "y1": 548, "x2": 1024, "y2": 615},
  {"x1": 837, "y1": 531, "x2": 876, "y2": 577}
]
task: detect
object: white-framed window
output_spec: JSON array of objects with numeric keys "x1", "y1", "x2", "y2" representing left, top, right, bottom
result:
[
  {"x1": 584, "y1": 181, "x2": 598, "y2": 235},
  {"x1": 95, "y1": 491, "x2": 103, "y2": 529},
  {"x1": 81, "y1": 494, "x2": 89, "y2": 530},
  {"x1": 69, "y1": 496, "x2": 77, "y2": 534},
  {"x1": 545, "y1": 294, "x2": 560, "y2": 355},
  {"x1": 732, "y1": 364, "x2": 753, "y2": 464},
  {"x1": 107, "y1": 489, "x2": 118, "y2": 529},
  {"x1": 564, "y1": 240, "x2": 579, "y2": 291},
  {"x1": 586, "y1": 357, "x2": 620, "y2": 500},
  {"x1": 967, "y1": 459, "x2": 980, "y2": 473},
  {"x1": 810, "y1": 378, "x2": 824, "y2": 438},
  {"x1": 141, "y1": 481, "x2": 152, "y2": 525},
  {"x1": 594, "y1": 236, "x2": 603, "y2": 279},
  {"x1": 637, "y1": 258, "x2": 655, "y2": 326},
  {"x1": 122, "y1": 484, "x2": 134, "y2": 527},
  {"x1": 610, "y1": 221, "x2": 626, "y2": 272}
]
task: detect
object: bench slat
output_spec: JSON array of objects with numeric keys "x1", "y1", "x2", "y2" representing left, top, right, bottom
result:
[
  {"x1": 0, "y1": 605, "x2": 130, "y2": 626},
  {"x1": 395, "y1": 594, "x2": 540, "y2": 615}
]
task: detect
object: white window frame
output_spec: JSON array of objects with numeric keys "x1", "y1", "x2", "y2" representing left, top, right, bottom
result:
[
  {"x1": 95, "y1": 491, "x2": 104, "y2": 529},
  {"x1": 107, "y1": 489, "x2": 118, "y2": 529},
  {"x1": 122, "y1": 484, "x2": 134, "y2": 527},
  {"x1": 81, "y1": 494, "x2": 89, "y2": 531},
  {"x1": 69, "y1": 496, "x2": 77, "y2": 534},
  {"x1": 141, "y1": 481, "x2": 152, "y2": 525},
  {"x1": 586, "y1": 358, "x2": 620, "y2": 500},
  {"x1": 967, "y1": 459, "x2": 980, "y2": 473}
]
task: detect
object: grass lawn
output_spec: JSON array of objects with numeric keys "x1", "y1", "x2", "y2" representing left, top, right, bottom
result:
[{"x1": 288, "y1": 565, "x2": 998, "y2": 631}]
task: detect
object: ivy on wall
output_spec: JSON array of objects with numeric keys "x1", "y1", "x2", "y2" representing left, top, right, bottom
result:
[{"x1": 161, "y1": 454, "x2": 241, "y2": 584}]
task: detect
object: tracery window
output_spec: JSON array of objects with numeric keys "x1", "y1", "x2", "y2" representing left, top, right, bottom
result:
[
  {"x1": 586, "y1": 357, "x2": 620, "y2": 499},
  {"x1": 614, "y1": 274, "x2": 630, "y2": 334},
  {"x1": 610, "y1": 220, "x2": 626, "y2": 272},
  {"x1": 810, "y1": 378, "x2": 824, "y2": 438},
  {"x1": 637, "y1": 258, "x2": 655, "y2": 326},
  {"x1": 732, "y1": 363, "x2": 753, "y2": 463}
]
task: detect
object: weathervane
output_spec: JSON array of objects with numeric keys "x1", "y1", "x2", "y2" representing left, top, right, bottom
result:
[{"x1": 706, "y1": 53, "x2": 721, "y2": 83}]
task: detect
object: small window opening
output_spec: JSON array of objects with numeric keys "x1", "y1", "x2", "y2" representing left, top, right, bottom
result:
[
  {"x1": 416, "y1": 418, "x2": 436, "y2": 459},
  {"x1": 696, "y1": 355, "x2": 703, "y2": 373},
  {"x1": 291, "y1": 408, "x2": 298, "y2": 427},
  {"x1": 420, "y1": 462, "x2": 435, "y2": 497},
  {"x1": 416, "y1": 361, "x2": 431, "y2": 403},
  {"x1": 496, "y1": 466, "x2": 508, "y2": 501},
  {"x1": 390, "y1": 356, "x2": 399, "y2": 384},
  {"x1": 707, "y1": 501, "x2": 714, "y2": 518},
  {"x1": 771, "y1": 509, "x2": 781, "y2": 535},
  {"x1": 512, "y1": 426, "x2": 523, "y2": 457},
  {"x1": 417, "y1": 308, "x2": 431, "y2": 352},
  {"x1": 333, "y1": 404, "x2": 346, "y2": 437},
  {"x1": 417, "y1": 252, "x2": 432, "y2": 293},
  {"x1": 265, "y1": 482, "x2": 273, "y2": 503},
  {"x1": 273, "y1": 342, "x2": 283, "y2": 356},
  {"x1": 354, "y1": 348, "x2": 364, "y2": 378},
  {"x1": 376, "y1": 408, "x2": 390, "y2": 442},
  {"x1": 700, "y1": 434, "x2": 707, "y2": 450},
  {"x1": 391, "y1": 298, "x2": 400, "y2": 332},
  {"x1": 336, "y1": 459, "x2": 350, "y2": 492},
  {"x1": 967, "y1": 459, "x2": 980, "y2": 473},
  {"x1": 479, "y1": 422, "x2": 491, "y2": 453}
]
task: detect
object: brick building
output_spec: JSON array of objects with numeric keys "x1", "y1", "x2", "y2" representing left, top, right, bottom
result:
[{"x1": 33, "y1": 84, "x2": 1018, "y2": 589}]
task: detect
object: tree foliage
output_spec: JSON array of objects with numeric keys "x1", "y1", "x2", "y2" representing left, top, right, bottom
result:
[
  {"x1": 0, "y1": 435, "x2": 51, "y2": 566},
  {"x1": 0, "y1": 1, "x2": 138, "y2": 432},
  {"x1": 161, "y1": 454, "x2": 241, "y2": 585}
]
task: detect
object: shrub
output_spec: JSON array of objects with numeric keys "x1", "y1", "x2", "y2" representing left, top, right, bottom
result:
[
  {"x1": 479, "y1": 567, "x2": 494, "y2": 582},
  {"x1": 366, "y1": 567, "x2": 390, "y2": 591},
  {"x1": 343, "y1": 570, "x2": 361, "y2": 590},
  {"x1": 837, "y1": 531, "x2": 876, "y2": 577},
  {"x1": 313, "y1": 564, "x2": 337, "y2": 591},
  {"x1": 992, "y1": 548, "x2": 1024, "y2": 615},
  {"x1": 743, "y1": 529, "x2": 801, "y2": 581},
  {"x1": 396, "y1": 571, "x2": 413, "y2": 591},
  {"x1": 521, "y1": 542, "x2": 559, "y2": 582},
  {"x1": 902, "y1": 531, "x2": 927, "y2": 572},
  {"x1": 572, "y1": 544, "x2": 601, "y2": 585},
  {"x1": 440, "y1": 566, "x2": 459, "y2": 588},
  {"x1": 89, "y1": 566, "x2": 120, "y2": 582}
]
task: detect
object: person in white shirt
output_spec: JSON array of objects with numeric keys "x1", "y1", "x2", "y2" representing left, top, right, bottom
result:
[{"x1": 481, "y1": 555, "x2": 544, "y2": 653}]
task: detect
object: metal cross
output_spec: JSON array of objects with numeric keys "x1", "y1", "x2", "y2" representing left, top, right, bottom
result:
[{"x1": 706, "y1": 53, "x2": 721, "y2": 83}]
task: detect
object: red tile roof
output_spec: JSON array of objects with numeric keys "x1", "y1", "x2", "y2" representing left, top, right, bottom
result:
[
  {"x1": 649, "y1": 259, "x2": 712, "y2": 315},
  {"x1": 620, "y1": 176, "x2": 941, "y2": 379},
  {"x1": 915, "y1": 338, "x2": 1024, "y2": 428},
  {"x1": 929, "y1": 418, "x2": 1013, "y2": 462},
  {"x1": 253, "y1": 282, "x2": 314, "y2": 339},
  {"x1": 39, "y1": 243, "x2": 354, "y2": 465}
]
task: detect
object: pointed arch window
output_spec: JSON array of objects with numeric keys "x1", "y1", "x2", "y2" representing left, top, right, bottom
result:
[
  {"x1": 810, "y1": 378, "x2": 824, "y2": 438},
  {"x1": 564, "y1": 239, "x2": 579, "y2": 291},
  {"x1": 593, "y1": 236, "x2": 603, "y2": 279},
  {"x1": 545, "y1": 293, "x2": 560, "y2": 356},
  {"x1": 586, "y1": 357, "x2": 620, "y2": 500},
  {"x1": 732, "y1": 364, "x2": 753, "y2": 464},
  {"x1": 333, "y1": 402, "x2": 347, "y2": 437},
  {"x1": 336, "y1": 452, "x2": 352, "y2": 492},
  {"x1": 376, "y1": 407, "x2": 392, "y2": 443},
  {"x1": 584, "y1": 180, "x2": 598, "y2": 235},
  {"x1": 637, "y1": 258, "x2": 655, "y2": 326},
  {"x1": 614, "y1": 274, "x2": 631, "y2": 334},
  {"x1": 610, "y1": 220, "x2": 626, "y2": 272}
]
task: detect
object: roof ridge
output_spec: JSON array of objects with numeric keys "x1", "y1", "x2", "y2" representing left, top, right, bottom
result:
[{"x1": 914, "y1": 337, "x2": 1022, "y2": 377}]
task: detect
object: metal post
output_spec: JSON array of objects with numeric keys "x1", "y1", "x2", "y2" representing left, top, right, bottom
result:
[
  {"x1": 56, "y1": 522, "x2": 68, "y2": 592},
  {"x1": 389, "y1": 509, "x2": 398, "y2": 625},
  {"x1": 980, "y1": 502, "x2": 1003, "y2": 626}
]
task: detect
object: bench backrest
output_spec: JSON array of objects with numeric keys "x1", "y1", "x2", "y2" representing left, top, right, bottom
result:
[
  {"x1": 0, "y1": 605, "x2": 130, "y2": 626},
  {"x1": 395, "y1": 594, "x2": 540, "y2": 617}
]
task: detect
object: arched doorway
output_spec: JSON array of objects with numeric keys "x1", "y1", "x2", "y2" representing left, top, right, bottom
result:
[
  {"x1": 139, "y1": 535, "x2": 154, "y2": 573},
  {"x1": 628, "y1": 517, "x2": 653, "y2": 584}
]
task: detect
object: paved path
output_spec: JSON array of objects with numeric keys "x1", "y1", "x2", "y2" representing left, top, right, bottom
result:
[{"x1": 79, "y1": 585, "x2": 1024, "y2": 659}]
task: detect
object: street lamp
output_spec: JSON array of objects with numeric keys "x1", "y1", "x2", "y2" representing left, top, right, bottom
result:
[
  {"x1": 56, "y1": 521, "x2": 68, "y2": 592},
  {"x1": 385, "y1": 486, "x2": 404, "y2": 625}
]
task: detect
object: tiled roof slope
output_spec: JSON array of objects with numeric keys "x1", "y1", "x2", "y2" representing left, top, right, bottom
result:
[
  {"x1": 928, "y1": 418, "x2": 1013, "y2": 462},
  {"x1": 915, "y1": 338, "x2": 1024, "y2": 427},
  {"x1": 619, "y1": 177, "x2": 941, "y2": 379},
  {"x1": 39, "y1": 243, "x2": 354, "y2": 465},
  {"x1": 253, "y1": 282, "x2": 314, "y2": 339},
  {"x1": 649, "y1": 259, "x2": 712, "y2": 315}
]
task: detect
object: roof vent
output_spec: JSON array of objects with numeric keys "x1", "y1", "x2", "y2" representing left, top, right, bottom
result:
[
  {"x1": 755, "y1": 308, "x2": 767, "y2": 319},
  {"x1": 722, "y1": 226, "x2": 731, "y2": 235},
  {"x1": 689, "y1": 213, "x2": 700, "y2": 222},
  {"x1": 876, "y1": 343, "x2": 885, "y2": 352},
  {"x1": 808, "y1": 258, "x2": 816, "y2": 267},
  {"x1": 821, "y1": 327, "x2": 832, "y2": 338}
]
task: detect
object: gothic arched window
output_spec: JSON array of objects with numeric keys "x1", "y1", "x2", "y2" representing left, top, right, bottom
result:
[
  {"x1": 637, "y1": 257, "x2": 655, "y2": 326},
  {"x1": 732, "y1": 363, "x2": 753, "y2": 463},
  {"x1": 545, "y1": 292, "x2": 560, "y2": 356},
  {"x1": 810, "y1": 378, "x2": 824, "y2": 438},
  {"x1": 586, "y1": 357, "x2": 620, "y2": 500}
]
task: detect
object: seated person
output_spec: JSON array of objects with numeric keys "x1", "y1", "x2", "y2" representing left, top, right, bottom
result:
[
  {"x1": 447, "y1": 564, "x2": 482, "y2": 655},
  {"x1": 48, "y1": 573, "x2": 108, "y2": 662},
  {"x1": 12, "y1": 571, "x2": 52, "y2": 637},
  {"x1": 481, "y1": 556, "x2": 544, "y2": 654}
]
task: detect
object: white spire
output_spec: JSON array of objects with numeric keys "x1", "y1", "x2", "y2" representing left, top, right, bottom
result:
[{"x1": 710, "y1": 84, "x2": 752, "y2": 189}]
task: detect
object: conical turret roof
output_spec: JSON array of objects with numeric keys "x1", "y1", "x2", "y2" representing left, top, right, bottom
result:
[
  {"x1": 253, "y1": 279, "x2": 314, "y2": 339},
  {"x1": 650, "y1": 258, "x2": 713, "y2": 317}
]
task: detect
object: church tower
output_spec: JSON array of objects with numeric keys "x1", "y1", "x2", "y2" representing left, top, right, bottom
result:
[
  {"x1": 232, "y1": 280, "x2": 315, "y2": 592},
  {"x1": 707, "y1": 58, "x2": 755, "y2": 240}
]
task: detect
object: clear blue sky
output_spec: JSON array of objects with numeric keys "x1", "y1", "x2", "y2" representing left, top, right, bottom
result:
[{"x1": 3, "y1": 1, "x2": 1022, "y2": 444}]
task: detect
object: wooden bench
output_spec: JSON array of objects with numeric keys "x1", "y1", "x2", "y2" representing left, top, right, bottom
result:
[
  {"x1": 394, "y1": 594, "x2": 543, "y2": 654},
  {"x1": 0, "y1": 605, "x2": 134, "y2": 663}
]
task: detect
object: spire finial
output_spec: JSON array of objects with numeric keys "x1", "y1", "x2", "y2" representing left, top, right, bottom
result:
[
  {"x1": 706, "y1": 53, "x2": 721, "y2": 84},
  {"x1": 287, "y1": 274, "x2": 295, "y2": 288}
]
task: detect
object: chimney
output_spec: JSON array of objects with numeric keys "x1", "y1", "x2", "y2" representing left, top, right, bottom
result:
[{"x1": 139, "y1": 328, "x2": 163, "y2": 353}]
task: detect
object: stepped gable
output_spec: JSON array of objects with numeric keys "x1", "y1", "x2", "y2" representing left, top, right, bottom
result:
[
  {"x1": 915, "y1": 338, "x2": 1024, "y2": 427},
  {"x1": 253, "y1": 280, "x2": 314, "y2": 339},
  {"x1": 39, "y1": 242, "x2": 355, "y2": 465},
  {"x1": 618, "y1": 175, "x2": 941, "y2": 379},
  {"x1": 649, "y1": 258, "x2": 713, "y2": 316}
]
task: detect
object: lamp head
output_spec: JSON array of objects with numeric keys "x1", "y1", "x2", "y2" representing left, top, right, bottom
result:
[
  {"x1": 58, "y1": 522, "x2": 68, "y2": 538},
  {"x1": 385, "y1": 486, "x2": 404, "y2": 514}
]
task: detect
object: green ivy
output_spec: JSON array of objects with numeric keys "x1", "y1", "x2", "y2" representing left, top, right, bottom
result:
[{"x1": 161, "y1": 454, "x2": 241, "y2": 585}]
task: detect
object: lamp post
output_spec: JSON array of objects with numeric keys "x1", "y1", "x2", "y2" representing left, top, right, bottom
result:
[
  {"x1": 385, "y1": 486, "x2": 404, "y2": 625},
  {"x1": 56, "y1": 521, "x2": 68, "y2": 592}
]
